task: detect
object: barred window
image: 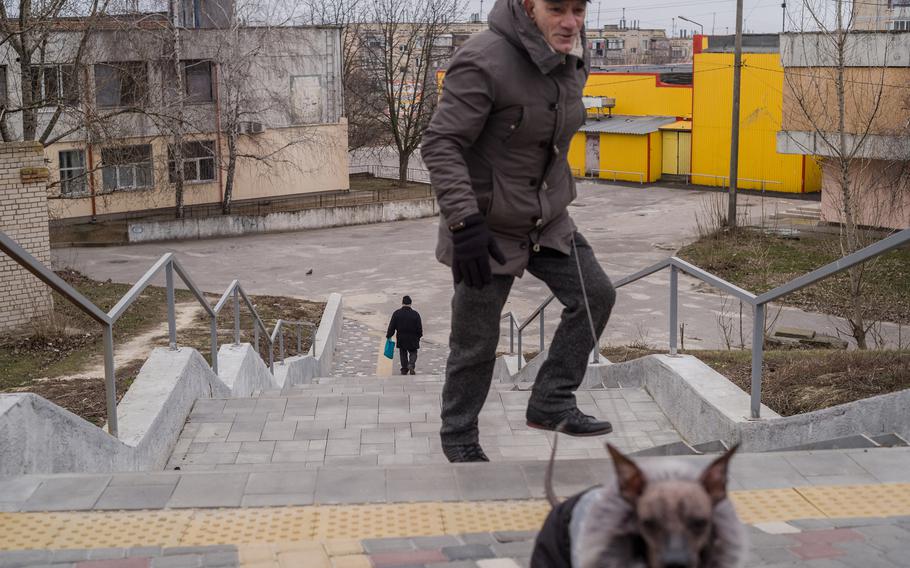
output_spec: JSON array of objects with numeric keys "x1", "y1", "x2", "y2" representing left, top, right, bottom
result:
[
  {"x1": 168, "y1": 141, "x2": 216, "y2": 183},
  {"x1": 101, "y1": 144, "x2": 153, "y2": 191},
  {"x1": 59, "y1": 150, "x2": 86, "y2": 196}
]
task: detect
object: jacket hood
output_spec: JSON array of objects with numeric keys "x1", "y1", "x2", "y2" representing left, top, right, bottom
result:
[{"x1": 488, "y1": 0, "x2": 587, "y2": 75}]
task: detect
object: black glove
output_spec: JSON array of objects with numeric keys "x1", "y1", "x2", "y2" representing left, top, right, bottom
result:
[{"x1": 451, "y1": 214, "x2": 507, "y2": 288}]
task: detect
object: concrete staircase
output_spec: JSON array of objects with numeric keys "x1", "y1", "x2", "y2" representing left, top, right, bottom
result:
[{"x1": 166, "y1": 373, "x2": 685, "y2": 472}]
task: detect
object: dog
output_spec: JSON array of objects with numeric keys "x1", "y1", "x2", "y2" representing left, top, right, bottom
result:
[{"x1": 531, "y1": 437, "x2": 746, "y2": 568}]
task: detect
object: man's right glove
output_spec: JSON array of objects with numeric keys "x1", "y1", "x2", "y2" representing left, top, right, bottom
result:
[{"x1": 451, "y1": 213, "x2": 507, "y2": 288}]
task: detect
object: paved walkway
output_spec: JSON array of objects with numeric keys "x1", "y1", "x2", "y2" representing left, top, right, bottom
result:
[
  {"x1": 331, "y1": 320, "x2": 448, "y2": 378},
  {"x1": 166, "y1": 376, "x2": 681, "y2": 471},
  {"x1": 4, "y1": 448, "x2": 910, "y2": 566}
]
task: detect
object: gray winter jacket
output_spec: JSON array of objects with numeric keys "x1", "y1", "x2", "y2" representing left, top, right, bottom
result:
[{"x1": 422, "y1": 0, "x2": 589, "y2": 277}]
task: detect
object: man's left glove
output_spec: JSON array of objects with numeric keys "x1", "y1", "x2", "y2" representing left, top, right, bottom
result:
[{"x1": 450, "y1": 213, "x2": 507, "y2": 288}]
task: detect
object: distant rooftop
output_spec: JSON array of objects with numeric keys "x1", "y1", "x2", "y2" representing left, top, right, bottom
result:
[{"x1": 579, "y1": 115, "x2": 677, "y2": 135}]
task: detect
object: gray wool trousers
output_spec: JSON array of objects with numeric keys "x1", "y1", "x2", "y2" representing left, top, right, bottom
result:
[{"x1": 440, "y1": 232, "x2": 616, "y2": 446}]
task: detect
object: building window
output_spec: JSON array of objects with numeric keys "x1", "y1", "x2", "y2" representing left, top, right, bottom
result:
[
  {"x1": 890, "y1": 0, "x2": 910, "y2": 7},
  {"x1": 607, "y1": 39, "x2": 624, "y2": 50},
  {"x1": 184, "y1": 60, "x2": 213, "y2": 103},
  {"x1": 168, "y1": 141, "x2": 216, "y2": 183},
  {"x1": 31, "y1": 65, "x2": 78, "y2": 106},
  {"x1": 101, "y1": 144, "x2": 153, "y2": 191},
  {"x1": 95, "y1": 62, "x2": 147, "y2": 108},
  {"x1": 892, "y1": 19, "x2": 910, "y2": 31},
  {"x1": 58, "y1": 149, "x2": 86, "y2": 196}
]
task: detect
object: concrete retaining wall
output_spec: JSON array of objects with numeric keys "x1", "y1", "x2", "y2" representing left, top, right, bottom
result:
[
  {"x1": 605, "y1": 354, "x2": 910, "y2": 452},
  {"x1": 217, "y1": 343, "x2": 277, "y2": 397},
  {"x1": 128, "y1": 199, "x2": 439, "y2": 243},
  {"x1": 0, "y1": 348, "x2": 227, "y2": 475}
]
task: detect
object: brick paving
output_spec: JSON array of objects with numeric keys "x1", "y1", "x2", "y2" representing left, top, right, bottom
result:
[
  {"x1": 331, "y1": 318, "x2": 448, "y2": 377},
  {"x1": 4, "y1": 521, "x2": 910, "y2": 567},
  {"x1": 166, "y1": 377, "x2": 682, "y2": 471}
]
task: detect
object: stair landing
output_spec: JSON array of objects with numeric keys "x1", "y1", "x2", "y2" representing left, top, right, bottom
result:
[{"x1": 166, "y1": 376, "x2": 683, "y2": 471}]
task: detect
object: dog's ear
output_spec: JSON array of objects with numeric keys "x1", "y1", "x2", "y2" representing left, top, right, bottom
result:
[
  {"x1": 700, "y1": 444, "x2": 738, "y2": 505},
  {"x1": 607, "y1": 444, "x2": 646, "y2": 504}
]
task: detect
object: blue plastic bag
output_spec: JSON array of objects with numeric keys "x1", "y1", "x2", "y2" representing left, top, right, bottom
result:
[{"x1": 384, "y1": 338, "x2": 395, "y2": 359}]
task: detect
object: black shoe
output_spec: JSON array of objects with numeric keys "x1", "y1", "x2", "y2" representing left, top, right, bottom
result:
[
  {"x1": 443, "y1": 442, "x2": 490, "y2": 463},
  {"x1": 401, "y1": 368, "x2": 409, "y2": 375},
  {"x1": 409, "y1": 369, "x2": 416, "y2": 375},
  {"x1": 526, "y1": 406, "x2": 613, "y2": 437}
]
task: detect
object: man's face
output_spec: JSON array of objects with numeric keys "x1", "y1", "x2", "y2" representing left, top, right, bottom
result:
[{"x1": 524, "y1": 0, "x2": 587, "y2": 54}]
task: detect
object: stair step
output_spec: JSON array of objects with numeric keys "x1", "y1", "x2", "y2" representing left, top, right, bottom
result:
[
  {"x1": 776, "y1": 434, "x2": 880, "y2": 452},
  {"x1": 870, "y1": 433, "x2": 910, "y2": 447}
]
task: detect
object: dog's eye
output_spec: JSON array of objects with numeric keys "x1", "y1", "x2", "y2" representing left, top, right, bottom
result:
[
  {"x1": 688, "y1": 518, "x2": 709, "y2": 533},
  {"x1": 641, "y1": 518, "x2": 660, "y2": 533}
]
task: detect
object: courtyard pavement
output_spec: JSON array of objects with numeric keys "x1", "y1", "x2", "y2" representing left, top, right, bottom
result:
[{"x1": 52, "y1": 182, "x2": 898, "y2": 354}]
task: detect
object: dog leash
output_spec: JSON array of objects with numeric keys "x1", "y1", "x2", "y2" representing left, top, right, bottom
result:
[{"x1": 572, "y1": 236, "x2": 600, "y2": 359}]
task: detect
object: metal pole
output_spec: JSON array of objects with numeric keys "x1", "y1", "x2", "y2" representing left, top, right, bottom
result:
[
  {"x1": 297, "y1": 323, "x2": 302, "y2": 355},
  {"x1": 539, "y1": 308, "x2": 545, "y2": 353},
  {"x1": 279, "y1": 326, "x2": 286, "y2": 363},
  {"x1": 269, "y1": 341, "x2": 275, "y2": 374},
  {"x1": 517, "y1": 331, "x2": 523, "y2": 370},
  {"x1": 165, "y1": 262, "x2": 177, "y2": 350},
  {"x1": 210, "y1": 316, "x2": 219, "y2": 374},
  {"x1": 103, "y1": 324, "x2": 118, "y2": 438},
  {"x1": 727, "y1": 0, "x2": 744, "y2": 228},
  {"x1": 233, "y1": 287, "x2": 241, "y2": 345},
  {"x1": 254, "y1": 325, "x2": 260, "y2": 354},
  {"x1": 669, "y1": 265, "x2": 679, "y2": 355},
  {"x1": 750, "y1": 303, "x2": 765, "y2": 419},
  {"x1": 509, "y1": 316, "x2": 514, "y2": 353}
]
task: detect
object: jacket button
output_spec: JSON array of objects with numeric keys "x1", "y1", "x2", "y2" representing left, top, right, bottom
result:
[
  {"x1": 535, "y1": 218, "x2": 544, "y2": 228},
  {"x1": 541, "y1": 181, "x2": 549, "y2": 191},
  {"x1": 553, "y1": 145, "x2": 560, "y2": 155},
  {"x1": 529, "y1": 178, "x2": 537, "y2": 186},
  {"x1": 532, "y1": 243, "x2": 541, "y2": 252}
]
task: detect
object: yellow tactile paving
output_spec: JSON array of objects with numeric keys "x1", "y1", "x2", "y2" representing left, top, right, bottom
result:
[
  {"x1": 183, "y1": 508, "x2": 317, "y2": 545},
  {"x1": 4, "y1": 483, "x2": 910, "y2": 552},
  {"x1": 314, "y1": 503, "x2": 444, "y2": 539},
  {"x1": 728, "y1": 488, "x2": 825, "y2": 524},
  {"x1": 442, "y1": 501, "x2": 550, "y2": 533},
  {"x1": 796, "y1": 483, "x2": 910, "y2": 518}
]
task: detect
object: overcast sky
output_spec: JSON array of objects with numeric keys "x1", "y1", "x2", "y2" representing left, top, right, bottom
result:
[{"x1": 461, "y1": 0, "x2": 797, "y2": 36}]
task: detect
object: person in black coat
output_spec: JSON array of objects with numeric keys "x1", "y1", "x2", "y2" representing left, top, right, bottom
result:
[{"x1": 386, "y1": 296, "x2": 423, "y2": 375}]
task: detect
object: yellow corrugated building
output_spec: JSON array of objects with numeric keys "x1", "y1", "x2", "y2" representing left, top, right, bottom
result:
[
  {"x1": 691, "y1": 52, "x2": 821, "y2": 192},
  {"x1": 584, "y1": 72, "x2": 692, "y2": 118},
  {"x1": 567, "y1": 38, "x2": 821, "y2": 193}
]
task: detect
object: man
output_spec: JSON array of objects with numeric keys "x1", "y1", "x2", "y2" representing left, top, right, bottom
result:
[
  {"x1": 421, "y1": 0, "x2": 616, "y2": 463},
  {"x1": 386, "y1": 296, "x2": 423, "y2": 375}
]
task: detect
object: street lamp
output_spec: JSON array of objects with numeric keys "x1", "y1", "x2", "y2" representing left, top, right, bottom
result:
[{"x1": 678, "y1": 15, "x2": 704, "y2": 35}]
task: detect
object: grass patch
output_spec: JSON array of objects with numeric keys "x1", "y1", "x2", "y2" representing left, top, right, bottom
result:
[
  {"x1": 677, "y1": 229, "x2": 910, "y2": 325},
  {"x1": 1, "y1": 270, "x2": 324, "y2": 425},
  {"x1": 601, "y1": 346, "x2": 910, "y2": 416}
]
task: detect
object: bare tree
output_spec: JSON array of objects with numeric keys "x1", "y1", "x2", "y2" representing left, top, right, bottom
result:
[
  {"x1": 355, "y1": 0, "x2": 462, "y2": 184},
  {"x1": 781, "y1": 0, "x2": 910, "y2": 348}
]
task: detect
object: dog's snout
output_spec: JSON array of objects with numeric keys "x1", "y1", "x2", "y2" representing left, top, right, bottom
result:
[{"x1": 661, "y1": 536, "x2": 692, "y2": 568}]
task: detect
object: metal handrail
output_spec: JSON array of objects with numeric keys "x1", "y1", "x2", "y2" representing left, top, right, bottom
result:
[
  {"x1": 586, "y1": 169, "x2": 646, "y2": 185},
  {"x1": 0, "y1": 230, "x2": 318, "y2": 438},
  {"x1": 502, "y1": 228, "x2": 910, "y2": 418},
  {"x1": 270, "y1": 319, "x2": 317, "y2": 367}
]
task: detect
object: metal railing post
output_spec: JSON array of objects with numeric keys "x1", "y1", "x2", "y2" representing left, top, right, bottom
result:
[
  {"x1": 517, "y1": 331, "x2": 523, "y2": 370},
  {"x1": 254, "y1": 325, "x2": 260, "y2": 353},
  {"x1": 750, "y1": 303, "x2": 765, "y2": 419},
  {"x1": 269, "y1": 341, "x2": 275, "y2": 374},
  {"x1": 539, "y1": 307, "x2": 545, "y2": 353},
  {"x1": 297, "y1": 323, "x2": 302, "y2": 355},
  {"x1": 233, "y1": 287, "x2": 241, "y2": 345},
  {"x1": 279, "y1": 325, "x2": 286, "y2": 363},
  {"x1": 103, "y1": 324, "x2": 118, "y2": 438},
  {"x1": 165, "y1": 262, "x2": 177, "y2": 351},
  {"x1": 210, "y1": 315, "x2": 219, "y2": 374},
  {"x1": 509, "y1": 316, "x2": 514, "y2": 354},
  {"x1": 669, "y1": 265, "x2": 679, "y2": 356}
]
